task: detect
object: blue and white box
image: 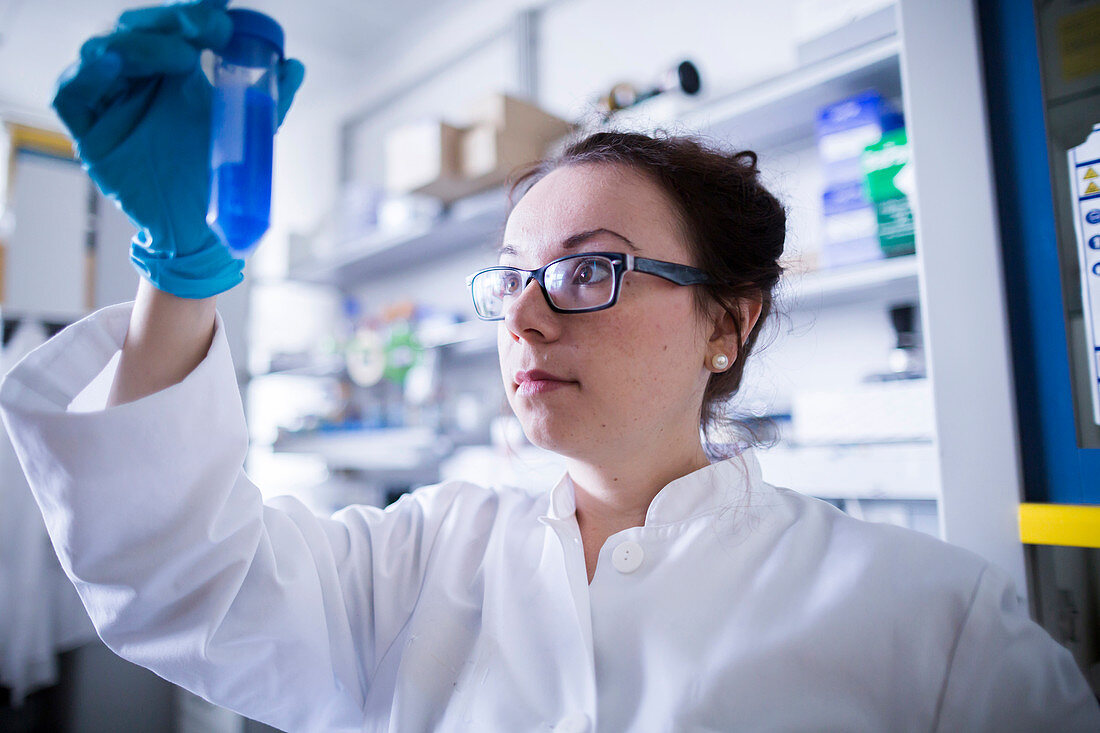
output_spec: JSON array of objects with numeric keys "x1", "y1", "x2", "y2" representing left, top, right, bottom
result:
[{"x1": 815, "y1": 90, "x2": 903, "y2": 268}]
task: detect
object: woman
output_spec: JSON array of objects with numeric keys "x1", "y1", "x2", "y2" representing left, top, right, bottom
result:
[{"x1": 2, "y1": 2, "x2": 1097, "y2": 731}]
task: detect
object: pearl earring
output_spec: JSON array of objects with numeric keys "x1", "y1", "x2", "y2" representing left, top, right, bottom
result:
[{"x1": 711, "y1": 353, "x2": 729, "y2": 370}]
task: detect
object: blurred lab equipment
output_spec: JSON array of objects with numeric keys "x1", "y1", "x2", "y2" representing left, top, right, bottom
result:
[
  {"x1": 345, "y1": 327, "x2": 386, "y2": 388},
  {"x1": 865, "y1": 303, "x2": 926, "y2": 381},
  {"x1": 597, "y1": 60, "x2": 702, "y2": 120},
  {"x1": 381, "y1": 320, "x2": 422, "y2": 386},
  {"x1": 789, "y1": 300, "x2": 931, "y2": 444},
  {"x1": 207, "y1": 9, "x2": 284, "y2": 256}
]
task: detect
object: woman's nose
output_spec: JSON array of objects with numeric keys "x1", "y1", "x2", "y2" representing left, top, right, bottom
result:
[{"x1": 503, "y1": 277, "x2": 560, "y2": 342}]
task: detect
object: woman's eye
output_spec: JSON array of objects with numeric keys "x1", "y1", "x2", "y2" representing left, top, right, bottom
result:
[{"x1": 571, "y1": 260, "x2": 609, "y2": 285}]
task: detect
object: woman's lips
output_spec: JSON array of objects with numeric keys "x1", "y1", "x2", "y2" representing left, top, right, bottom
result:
[{"x1": 514, "y1": 369, "x2": 576, "y2": 396}]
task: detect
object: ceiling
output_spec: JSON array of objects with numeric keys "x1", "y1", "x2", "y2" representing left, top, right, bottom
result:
[{"x1": 0, "y1": 0, "x2": 461, "y2": 119}]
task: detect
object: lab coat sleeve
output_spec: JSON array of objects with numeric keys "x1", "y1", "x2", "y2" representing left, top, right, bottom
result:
[
  {"x1": 0, "y1": 302, "x2": 465, "y2": 732},
  {"x1": 934, "y1": 562, "x2": 1100, "y2": 732}
]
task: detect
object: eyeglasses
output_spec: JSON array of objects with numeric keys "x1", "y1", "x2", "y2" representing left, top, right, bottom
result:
[{"x1": 465, "y1": 251, "x2": 715, "y2": 321}]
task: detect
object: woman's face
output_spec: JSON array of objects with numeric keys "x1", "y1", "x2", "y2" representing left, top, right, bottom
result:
[{"x1": 497, "y1": 163, "x2": 719, "y2": 462}]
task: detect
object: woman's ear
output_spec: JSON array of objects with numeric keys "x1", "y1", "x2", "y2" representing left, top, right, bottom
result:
[{"x1": 708, "y1": 296, "x2": 762, "y2": 362}]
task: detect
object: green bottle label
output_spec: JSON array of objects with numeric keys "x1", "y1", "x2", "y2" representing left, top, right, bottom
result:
[{"x1": 863, "y1": 128, "x2": 916, "y2": 257}]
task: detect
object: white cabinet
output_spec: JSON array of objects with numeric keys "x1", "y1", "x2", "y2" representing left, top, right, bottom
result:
[
  {"x1": 4, "y1": 152, "x2": 87, "y2": 321},
  {"x1": 894, "y1": 0, "x2": 1025, "y2": 594}
]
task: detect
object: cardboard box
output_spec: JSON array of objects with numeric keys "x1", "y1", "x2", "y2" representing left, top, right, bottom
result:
[
  {"x1": 460, "y1": 122, "x2": 542, "y2": 190},
  {"x1": 384, "y1": 96, "x2": 573, "y2": 204},
  {"x1": 467, "y1": 94, "x2": 573, "y2": 146},
  {"x1": 383, "y1": 121, "x2": 467, "y2": 201},
  {"x1": 459, "y1": 96, "x2": 572, "y2": 192}
]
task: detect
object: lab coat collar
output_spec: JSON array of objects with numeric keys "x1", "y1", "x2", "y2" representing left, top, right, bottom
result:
[
  {"x1": 545, "y1": 471, "x2": 578, "y2": 522},
  {"x1": 541, "y1": 449, "x2": 763, "y2": 527}
]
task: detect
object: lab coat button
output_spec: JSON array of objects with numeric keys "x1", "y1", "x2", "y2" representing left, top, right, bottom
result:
[
  {"x1": 553, "y1": 711, "x2": 590, "y2": 733},
  {"x1": 611, "y1": 540, "x2": 644, "y2": 573}
]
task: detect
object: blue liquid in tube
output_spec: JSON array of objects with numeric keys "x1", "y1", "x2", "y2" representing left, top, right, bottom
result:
[
  {"x1": 207, "y1": 8, "x2": 284, "y2": 258},
  {"x1": 209, "y1": 86, "x2": 275, "y2": 256}
]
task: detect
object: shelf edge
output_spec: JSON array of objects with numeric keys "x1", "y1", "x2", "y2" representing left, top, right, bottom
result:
[{"x1": 680, "y1": 35, "x2": 901, "y2": 134}]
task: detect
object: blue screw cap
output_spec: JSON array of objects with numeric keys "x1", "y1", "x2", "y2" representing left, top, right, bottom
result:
[{"x1": 223, "y1": 8, "x2": 284, "y2": 63}]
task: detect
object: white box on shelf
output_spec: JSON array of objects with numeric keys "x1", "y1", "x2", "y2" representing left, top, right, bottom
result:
[
  {"x1": 756, "y1": 441, "x2": 939, "y2": 500},
  {"x1": 383, "y1": 120, "x2": 466, "y2": 201},
  {"x1": 790, "y1": 378, "x2": 934, "y2": 445},
  {"x1": 376, "y1": 193, "x2": 444, "y2": 233}
]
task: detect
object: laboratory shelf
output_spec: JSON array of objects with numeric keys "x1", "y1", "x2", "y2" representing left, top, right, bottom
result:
[
  {"x1": 651, "y1": 35, "x2": 902, "y2": 151},
  {"x1": 275, "y1": 254, "x2": 919, "y2": 380},
  {"x1": 417, "y1": 318, "x2": 496, "y2": 349},
  {"x1": 287, "y1": 35, "x2": 903, "y2": 291},
  {"x1": 272, "y1": 425, "x2": 451, "y2": 472},
  {"x1": 288, "y1": 188, "x2": 508, "y2": 289},
  {"x1": 783, "y1": 254, "x2": 920, "y2": 310},
  {"x1": 1018, "y1": 503, "x2": 1100, "y2": 548},
  {"x1": 418, "y1": 317, "x2": 498, "y2": 356},
  {"x1": 255, "y1": 363, "x2": 347, "y2": 379}
]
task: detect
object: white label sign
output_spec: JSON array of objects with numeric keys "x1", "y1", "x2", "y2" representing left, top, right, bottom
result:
[{"x1": 1069, "y1": 123, "x2": 1100, "y2": 426}]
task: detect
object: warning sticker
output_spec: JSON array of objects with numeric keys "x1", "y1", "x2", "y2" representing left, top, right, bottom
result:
[{"x1": 1079, "y1": 163, "x2": 1100, "y2": 200}]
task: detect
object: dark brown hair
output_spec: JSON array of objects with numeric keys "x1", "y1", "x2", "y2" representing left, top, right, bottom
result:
[{"x1": 507, "y1": 130, "x2": 787, "y2": 457}]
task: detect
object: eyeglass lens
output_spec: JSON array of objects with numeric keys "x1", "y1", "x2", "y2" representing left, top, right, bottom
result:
[{"x1": 472, "y1": 255, "x2": 616, "y2": 318}]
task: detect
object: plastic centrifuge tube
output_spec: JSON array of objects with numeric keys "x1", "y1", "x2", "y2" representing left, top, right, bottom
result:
[{"x1": 207, "y1": 8, "x2": 284, "y2": 256}]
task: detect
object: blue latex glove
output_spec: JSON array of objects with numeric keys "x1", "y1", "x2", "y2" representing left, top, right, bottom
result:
[{"x1": 52, "y1": 0, "x2": 305, "y2": 299}]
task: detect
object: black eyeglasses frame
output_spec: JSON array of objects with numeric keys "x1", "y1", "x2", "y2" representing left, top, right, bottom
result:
[{"x1": 465, "y1": 251, "x2": 716, "y2": 322}]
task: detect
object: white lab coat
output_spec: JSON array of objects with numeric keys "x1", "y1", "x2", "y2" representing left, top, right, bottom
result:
[
  {"x1": 0, "y1": 301, "x2": 1096, "y2": 733},
  {"x1": 0, "y1": 319, "x2": 96, "y2": 704}
]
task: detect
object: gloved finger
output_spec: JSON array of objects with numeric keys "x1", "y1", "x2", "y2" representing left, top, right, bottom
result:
[
  {"x1": 275, "y1": 58, "x2": 305, "y2": 127},
  {"x1": 74, "y1": 79, "x2": 160, "y2": 162},
  {"x1": 117, "y1": 0, "x2": 232, "y2": 51},
  {"x1": 80, "y1": 30, "x2": 200, "y2": 78},
  {"x1": 52, "y1": 51, "x2": 124, "y2": 139}
]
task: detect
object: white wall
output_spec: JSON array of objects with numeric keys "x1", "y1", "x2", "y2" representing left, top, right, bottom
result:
[
  {"x1": 538, "y1": 0, "x2": 797, "y2": 121},
  {"x1": 325, "y1": 0, "x2": 805, "y2": 202}
]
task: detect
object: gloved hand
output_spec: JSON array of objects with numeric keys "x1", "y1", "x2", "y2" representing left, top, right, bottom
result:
[{"x1": 52, "y1": 0, "x2": 305, "y2": 299}]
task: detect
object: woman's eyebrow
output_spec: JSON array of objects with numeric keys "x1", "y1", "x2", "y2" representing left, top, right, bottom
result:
[{"x1": 497, "y1": 228, "x2": 638, "y2": 257}]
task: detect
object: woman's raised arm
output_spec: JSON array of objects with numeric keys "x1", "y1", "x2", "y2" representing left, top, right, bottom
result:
[{"x1": 107, "y1": 278, "x2": 217, "y2": 407}]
